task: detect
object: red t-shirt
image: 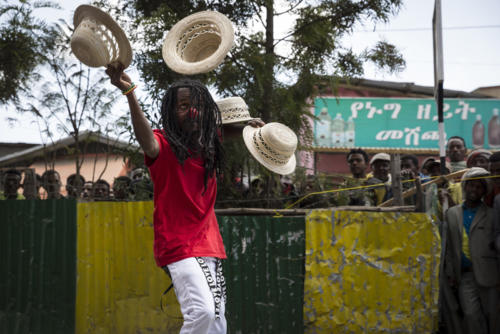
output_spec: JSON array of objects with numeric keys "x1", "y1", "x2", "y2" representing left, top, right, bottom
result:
[{"x1": 145, "y1": 130, "x2": 226, "y2": 267}]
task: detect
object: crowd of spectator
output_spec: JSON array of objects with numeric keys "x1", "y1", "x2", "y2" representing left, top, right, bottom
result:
[{"x1": 0, "y1": 167, "x2": 153, "y2": 201}]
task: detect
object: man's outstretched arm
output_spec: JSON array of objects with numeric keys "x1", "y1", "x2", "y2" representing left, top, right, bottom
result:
[{"x1": 106, "y1": 63, "x2": 159, "y2": 160}]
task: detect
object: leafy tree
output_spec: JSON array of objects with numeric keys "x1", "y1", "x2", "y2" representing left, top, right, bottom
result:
[
  {"x1": 93, "y1": 0, "x2": 406, "y2": 207},
  {"x1": 0, "y1": 0, "x2": 59, "y2": 104},
  {"x1": 97, "y1": 0, "x2": 405, "y2": 124},
  {"x1": 14, "y1": 21, "x2": 128, "y2": 193}
]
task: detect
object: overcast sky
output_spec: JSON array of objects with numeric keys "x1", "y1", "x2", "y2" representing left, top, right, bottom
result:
[{"x1": 1, "y1": 0, "x2": 499, "y2": 143}]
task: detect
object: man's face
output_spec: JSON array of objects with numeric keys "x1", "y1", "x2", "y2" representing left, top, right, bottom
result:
[
  {"x1": 46, "y1": 173, "x2": 61, "y2": 194},
  {"x1": 464, "y1": 180, "x2": 486, "y2": 202},
  {"x1": 470, "y1": 155, "x2": 490, "y2": 170},
  {"x1": 113, "y1": 181, "x2": 129, "y2": 199},
  {"x1": 489, "y1": 161, "x2": 500, "y2": 187},
  {"x1": 372, "y1": 160, "x2": 390, "y2": 181},
  {"x1": 4, "y1": 174, "x2": 21, "y2": 197},
  {"x1": 347, "y1": 153, "x2": 367, "y2": 177},
  {"x1": 23, "y1": 172, "x2": 38, "y2": 199},
  {"x1": 446, "y1": 139, "x2": 466, "y2": 162},
  {"x1": 93, "y1": 183, "x2": 109, "y2": 199},
  {"x1": 67, "y1": 177, "x2": 84, "y2": 197},
  {"x1": 175, "y1": 87, "x2": 198, "y2": 132},
  {"x1": 401, "y1": 158, "x2": 418, "y2": 174}
]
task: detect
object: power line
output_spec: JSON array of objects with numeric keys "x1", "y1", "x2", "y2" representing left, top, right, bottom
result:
[
  {"x1": 406, "y1": 59, "x2": 500, "y2": 67},
  {"x1": 356, "y1": 25, "x2": 500, "y2": 33}
]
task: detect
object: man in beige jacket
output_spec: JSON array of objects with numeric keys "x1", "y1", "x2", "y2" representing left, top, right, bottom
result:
[{"x1": 445, "y1": 167, "x2": 499, "y2": 334}]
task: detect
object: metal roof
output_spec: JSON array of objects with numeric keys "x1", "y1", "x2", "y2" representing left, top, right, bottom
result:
[
  {"x1": 0, "y1": 131, "x2": 138, "y2": 167},
  {"x1": 339, "y1": 78, "x2": 491, "y2": 98}
]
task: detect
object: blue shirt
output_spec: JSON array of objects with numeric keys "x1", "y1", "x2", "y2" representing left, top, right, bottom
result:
[{"x1": 461, "y1": 204, "x2": 478, "y2": 269}]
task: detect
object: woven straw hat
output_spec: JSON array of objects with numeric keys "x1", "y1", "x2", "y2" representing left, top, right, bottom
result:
[
  {"x1": 71, "y1": 5, "x2": 132, "y2": 68},
  {"x1": 216, "y1": 97, "x2": 255, "y2": 124},
  {"x1": 243, "y1": 122, "x2": 297, "y2": 175},
  {"x1": 162, "y1": 11, "x2": 234, "y2": 75}
]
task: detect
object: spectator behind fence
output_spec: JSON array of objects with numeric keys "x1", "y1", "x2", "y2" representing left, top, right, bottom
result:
[
  {"x1": 113, "y1": 176, "x2": 132, "y2": 200},
  {"x1": 129, "y1": 167, "x2": 153, "y2": 201},
  {"x1": 0, "y1": 169, "x2": 24, "y2": 200},
  {"x1": 280, "y1": 175, "x2": 297, "y2": 199},
  {"x1": 337, "y1": 148, "x2": 369, "y2": 206},
  {"x1": 401, "y1": 154, "x2": 429, "y2": 183},
  {"x1": 41, "y1": 170, "x2": 64, "y2": 199},
  {"x1": 22, "y1": 170, "x2": 41, "y2": 200},
  {"x1": 485, "y1": 151, "x2": 500, "y2": 207},
  {"x1": 400, "y1": 154, "x2": 425, "y2": 207},
  {"x1": 466, "y1": 149, "x2": 492, "y2": 170},
  {"x1": 364, "y1": 153, "x2": 392, "y2": 206},
  {"x1": 66, "y1": 174, "x2": 85, "y2": 198},
  {"x1": 82, "y1": 181, "x2": 93, "y2": 199},
  {"x1": 444, "y1": 167, "x2": 498, "y2": 334},
  {"x1": 92, "y1": 179, "x2": 110, "y2": 201},
  {"x1": 446, "y1": 136, "x2": 468, "y2": 173},
  {"x1": 421, "y1": 156, "x2": 438, "y2": 179},
  {"x1": 131, "y1": 167, "x2": 146, "y2": 181},
  {"x1": 423, "y1": 159, "x2": 463, "y2": 216}
]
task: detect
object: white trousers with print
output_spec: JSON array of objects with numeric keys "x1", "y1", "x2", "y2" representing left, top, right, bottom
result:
[{"x1": 166, "y1": 257, "x2": 227, "y2": 334}]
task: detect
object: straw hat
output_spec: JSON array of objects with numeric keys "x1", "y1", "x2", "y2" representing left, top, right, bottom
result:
[
  {"x1": 71, "y1": 5, "x2": 132, "y2": 68},
  {"x1": 216, "y1": 97, "x2": 255, "y2": 124},
  {"x1": 243, "y1": 123, "x2": 297, "y2": 175},
  {"x1": 162, "y1": 11, "x2": 234, "y2": 75}
]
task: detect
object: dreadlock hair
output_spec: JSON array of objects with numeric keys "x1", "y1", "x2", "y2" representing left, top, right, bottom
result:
[{"x1": 159, "y1": 78, "x2": 224, "y2": 193}]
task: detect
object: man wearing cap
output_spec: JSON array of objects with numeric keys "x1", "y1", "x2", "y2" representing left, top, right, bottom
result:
[
  {"x1": 106, "y1": 63, "x2": 263, "y2": 334},
  {"x1": 364, "y1": 153, "x2": 392, "y2": 206},
  {"x1": 466, "y1": 149, "x2": 492, "y2": 171},
  {"x1": 444, "y1": 167, "x2": 499, "y2": 334},
  {"x1": 446, "y1": 136, "x2": 468, "y2": 173},
  {"x1": 485, "y1": 152, "x2": 500, "y2": 207}
]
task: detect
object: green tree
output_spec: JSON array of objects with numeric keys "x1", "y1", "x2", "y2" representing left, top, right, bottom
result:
[
  {"x1": 0, "y1": 0, "x2": 59, "y2": 104},
  {"x1": 94, "y1": 0, "x2": 406, "y2": 207},
  {"x1": 98, "y1": 0, "x2": 404, "y2": 126}
]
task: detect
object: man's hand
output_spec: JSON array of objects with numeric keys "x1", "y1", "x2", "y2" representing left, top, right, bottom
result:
[
  {"x1": 247, "y1": 118, "x2": 265, "y2": 128},
  {"x1": 222, "y1": 118, "x2": 265, "y2": 139},
  {"x1": 105, "y1": 62, "x2": 132, "y2": 91},
  {"x1": 400, "y1": 169, "x2": 415, "y2": 180}
]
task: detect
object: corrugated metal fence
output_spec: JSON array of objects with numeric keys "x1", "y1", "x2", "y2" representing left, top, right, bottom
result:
[
  {"x1": 0, "y1": 199, "x2": 77, "y2": 334},
  {"x1": 220, "y1": 215, "x2": 304, "y2": 334},
  {"x1": 0, "y1": 201, "x2": 304, "y2": 334}
]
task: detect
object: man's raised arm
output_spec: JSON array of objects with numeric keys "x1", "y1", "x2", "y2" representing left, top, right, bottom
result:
[{"x1": 106, "y1": 63, "x2": 159, "y2": 159}]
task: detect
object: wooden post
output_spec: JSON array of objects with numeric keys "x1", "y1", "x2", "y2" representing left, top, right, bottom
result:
[{"x1": 390, "y1": 153, "x2": 403, "y2": 206}]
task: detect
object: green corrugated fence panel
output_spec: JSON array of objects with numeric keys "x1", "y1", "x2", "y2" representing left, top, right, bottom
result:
[
  {"x1": 218, "y1": 215, "x2": 305, "y2": 334},
  {"x1": 0, "y1": 199, "x2": 77, "y2": 334}
]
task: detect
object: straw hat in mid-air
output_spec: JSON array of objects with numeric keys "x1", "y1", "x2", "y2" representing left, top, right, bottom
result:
[
  {"x1": 243, "y1": 122, "x2": 298, "y2": 175},
  {"x1": 71, "y1": 5, "x2": 132, "y2": 68},
  {"x1": 162, "y1": 11, "x2": 234, "y2": 75},
  {"x1": 216, "y1": 97, "x2": 256, "y2": 125}
]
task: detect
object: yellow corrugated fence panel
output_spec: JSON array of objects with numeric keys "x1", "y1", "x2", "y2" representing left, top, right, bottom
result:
[
  {"x1": 75, "y1": 201, "x2": 182, "y2": 334},
  {"x1": 304, "y1": 209, "x2": 440, "y2": 333}
]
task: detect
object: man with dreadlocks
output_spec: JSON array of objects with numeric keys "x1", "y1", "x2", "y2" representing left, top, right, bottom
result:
[{"x1": 106, "y1": 63, "x2": 263, "y2": 334}]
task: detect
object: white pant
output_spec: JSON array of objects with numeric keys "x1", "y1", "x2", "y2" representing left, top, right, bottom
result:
[{"x1": 166, "y1": 257, "x2": 227, "y2": 334}]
